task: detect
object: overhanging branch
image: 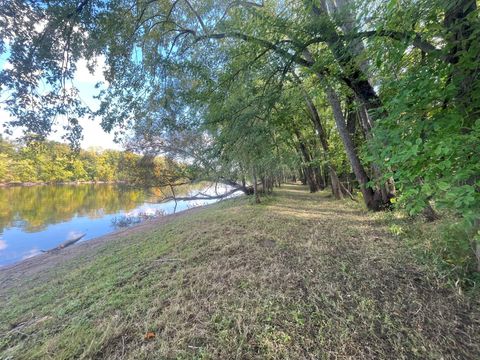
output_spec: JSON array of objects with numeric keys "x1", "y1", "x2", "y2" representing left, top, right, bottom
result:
[
  {"x1": 193, "y1": 31, "x2": 314, "y2": 68},
  {"x1": 305, "y1": 30, "x2": 446, "y2": 61}
]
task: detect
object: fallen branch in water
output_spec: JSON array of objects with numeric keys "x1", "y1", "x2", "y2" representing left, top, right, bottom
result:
[
  {"x1": 160, "y1": 186, "x2": 244, "y2": 202},
  {"x1": 41, "y1": 233, "x2": 86, "y2": 253},
  {"x1": 145, "y1": 181, "x2": 252, "y2": 208}
]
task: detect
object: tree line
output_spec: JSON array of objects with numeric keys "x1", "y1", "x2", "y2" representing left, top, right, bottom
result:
[{"x1": 0, "y1": 136, "x2": 181, "y2": 185}]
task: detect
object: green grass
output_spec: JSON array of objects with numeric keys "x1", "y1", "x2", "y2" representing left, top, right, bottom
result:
[
  {"x1": 1, "y1": 185, "x2": 479, "y2": 359},
  {"x1": 380, "y1": 210, "x2": 480, "y2": 291}
]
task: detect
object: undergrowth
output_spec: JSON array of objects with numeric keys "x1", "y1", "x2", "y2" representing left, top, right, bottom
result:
[{"x1": 381, "y1": 210, "x2": 480, "y2": 293}]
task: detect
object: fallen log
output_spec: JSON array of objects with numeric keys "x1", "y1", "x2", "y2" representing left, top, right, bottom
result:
[{"x1": 41, "y1": 233, "x2": 86, "y2": 253}]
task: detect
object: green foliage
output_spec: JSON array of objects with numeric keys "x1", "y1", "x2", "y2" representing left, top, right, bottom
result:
[
  {"x1": 362, "y1": 4, "x2": 480, "y2": 224},
  {"x1": 0, "y1": 138, "x2": 176, "y2": 185},
  {"x1": 387, "y1": 211, "x2": 480, "y2": 288},
  {"x1": 0, "y1": 154, "x2": 12, "y2": 182},
  {"x1": 13, "y1": 159, "x2": 37, "y2": 182}
]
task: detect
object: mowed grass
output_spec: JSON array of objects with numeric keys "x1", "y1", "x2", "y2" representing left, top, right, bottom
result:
[{"x1": 0, "y1": 184, "x2": 479, "y2": 359}]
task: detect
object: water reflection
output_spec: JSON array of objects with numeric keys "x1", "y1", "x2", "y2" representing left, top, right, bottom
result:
[
  {"x1": 0, "y1": 184, "x2": 145, "y2": 233},
  {"x1": 0, "y1": 183, "x2": 233, "y2": 266}
]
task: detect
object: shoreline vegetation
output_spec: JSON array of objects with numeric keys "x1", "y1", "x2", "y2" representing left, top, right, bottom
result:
[
  {"x1": 1, "y1": 185, "x2": 478, "y2": 359},
  {"x1": 0, "y1": 136, "x2": 185, "y2": 187},
  {"x1": 0, "y1": 180, "x2": 129, "y2": 187}
]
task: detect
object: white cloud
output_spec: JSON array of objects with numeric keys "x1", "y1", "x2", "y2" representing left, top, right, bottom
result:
[
  {"x1": 79, "y1": 119, "x2": 122, "y2": 150},
  {"x1": 0, "y1": 55, "x2": 122, "y2": 150},
  {"x1": 0, "y1": 239, "x2": 7, "y2": 251},
  {"x1": 2, "y1": 60, "x2": 13, "y2": 70},
  {"x1": 66, "y1": 230, "x2": 85, "y2": 241},
  {"x1": 22, "y1": 248, "x2": 41, "y2": 260},
  {"x1": 74, "y1": 56, "x2": 106, "y2": 87}
]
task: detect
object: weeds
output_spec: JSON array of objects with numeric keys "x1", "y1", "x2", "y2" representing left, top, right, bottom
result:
[{"x1": 382, "y1": 210, "x2": 480, "y2": 292}]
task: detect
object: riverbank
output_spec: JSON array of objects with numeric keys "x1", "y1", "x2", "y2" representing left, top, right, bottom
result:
[{"x1": 1, "y1": 184, "x2": 479, "y2": 359}]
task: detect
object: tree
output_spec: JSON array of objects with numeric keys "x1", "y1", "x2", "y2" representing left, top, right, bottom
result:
[{"x1": 0, "y1": 1, "x2": 478, "y2": 232}]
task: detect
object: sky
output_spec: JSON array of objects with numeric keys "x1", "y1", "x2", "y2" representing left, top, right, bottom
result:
[{"x1": 0, "y1": 55, "x2": 122, "y2": 150}]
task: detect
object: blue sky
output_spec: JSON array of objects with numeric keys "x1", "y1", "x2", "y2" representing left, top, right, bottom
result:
[{"x1": 0, "y1": 54, "x2": 121, "y2": 150}]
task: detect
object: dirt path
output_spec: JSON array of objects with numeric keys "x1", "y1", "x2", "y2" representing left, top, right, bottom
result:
[{"x1": 1, "y1": 185, "x2": 479, "y2": 359}]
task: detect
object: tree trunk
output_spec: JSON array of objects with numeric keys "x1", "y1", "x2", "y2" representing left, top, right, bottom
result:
[
  {"x1": 314, "y1": 166, "x2": 326, "y2": 190},
  {"x1": 423, "y1": 202, "x2": 440, "y2": 222},
  {"x1": 320, "y1": 78, "x2": 383, "y2": 210},
  {"x1": 294, "y1": 131, "x2": 319, "y2": 193},
  {"x1": 294, "y1": 72, "x2": 329, "y2": 151},
  {"x1": 356, "y1": 100, "x2": 373, "y2": 137},
  {"x1": 252, "y1": 167, "x2": 260, "y2": 204},
  {"x1": 294, "y1": 72, "x2": 350, "y2": 198},
  {"x1": 313, "y1": 0, "x2": 399, "y2": 202},
  {"x1": 268, "y1": 177, "x2": 274, "y2": 193},
  {"x1": 329, "y1": 167, "x2": 344, "y2": 200},
  {"x1": 306, "y1": 0, "x2": 386, "y2": 120},
  {"x1": 444, "y1": 0, "x2": 479, "y2": 122},
  {"x1": 474, "y1": 218, "x2": 480, "y2": 272},
  {"x1": 300, "y1": 168, "x2": 307, "y2": 185}
]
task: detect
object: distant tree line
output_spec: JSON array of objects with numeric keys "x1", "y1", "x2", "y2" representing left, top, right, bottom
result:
[{"x1": 0, "y1": 136, "x2": 180, "y2": 185}]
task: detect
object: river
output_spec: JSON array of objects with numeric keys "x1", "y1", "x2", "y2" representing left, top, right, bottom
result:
[{"x1": 0, "y1": 182, "x2": 236, "y2": 266}]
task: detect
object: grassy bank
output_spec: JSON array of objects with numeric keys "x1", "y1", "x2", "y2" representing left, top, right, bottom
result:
[{"x1": 0, "y1": 185, "x2": 479, "y2": 359}]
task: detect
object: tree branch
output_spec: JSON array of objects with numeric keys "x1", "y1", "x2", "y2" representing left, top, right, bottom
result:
[
  {"x1": 305, "y1": 30, "x2": 445, "y2": 61},
  {"x1": 217, "y1": 1, "x2": 264, "y2": 25},
  {"x1": 67, "y1": 0, "x2": 90, "y2": 18},
  {"x1": 354, "y1": 30, "x2": 443, "y2": 58},
  {"x1": 193, "y1": 31, "x2": 314, "y2": 68},
  {"x1": 159, "y1": 186, "x2": 244, "y2": 202},
  {"x1": 184, "y1": 0, "x2": 208, "y2": 34}
]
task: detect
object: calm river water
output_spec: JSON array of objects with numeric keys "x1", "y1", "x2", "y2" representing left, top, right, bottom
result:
[{"x1": 0, "y1": 183, "x2": 235, "y2": 266}]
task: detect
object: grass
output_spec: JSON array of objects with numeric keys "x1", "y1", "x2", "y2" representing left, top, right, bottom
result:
[
  {"x1": 0, "y1": 184, "x2": 479, "y2": 359},
  {"x1": 380, "y1": 210, "x2": 480, "y2": 291}
]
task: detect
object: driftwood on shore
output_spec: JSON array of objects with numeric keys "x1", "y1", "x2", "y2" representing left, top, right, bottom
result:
[{"x1": 41, "y1": 234, "x2": 86, "y2": 253}]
